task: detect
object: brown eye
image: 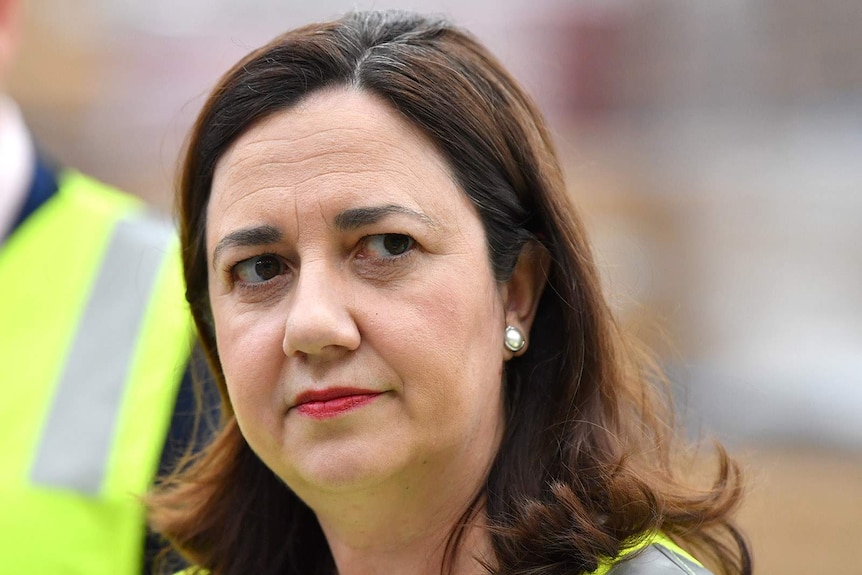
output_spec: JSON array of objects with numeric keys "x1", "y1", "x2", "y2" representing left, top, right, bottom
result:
[
  {"x1": 381, "y1": 234, "x2": 413, "y2": 256},
  {"x1": 234, "y1": 255, "x2": 284, "y2": 283}
]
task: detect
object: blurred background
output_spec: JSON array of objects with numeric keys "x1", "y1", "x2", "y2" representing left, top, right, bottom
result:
[{"x1": 8, "y1": 0, "x2": 861, "y2": 572}]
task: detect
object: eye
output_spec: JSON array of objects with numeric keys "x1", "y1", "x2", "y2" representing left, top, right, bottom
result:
[
  {"x1": 363, "y1": 234, "x2": 415, "y2": 258},
  {"x1": 233, "y1": 254, "x2": 285, "y2": 283}
]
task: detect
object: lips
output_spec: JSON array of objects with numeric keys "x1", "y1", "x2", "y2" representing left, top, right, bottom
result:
[{"x1": 292, "y1": 387, "x2": 383, "y2": 419}]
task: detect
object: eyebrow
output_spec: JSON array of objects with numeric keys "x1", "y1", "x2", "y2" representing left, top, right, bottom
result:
[
  {"x1": 333, "y1": 205, "x2": 435, "y2": 231},
  {"x1": 211, "y1": 205, "x2": 435, "y2": 268},
  {"x1": 212, "y1": 224, "x2": 282, "y2": 269}
]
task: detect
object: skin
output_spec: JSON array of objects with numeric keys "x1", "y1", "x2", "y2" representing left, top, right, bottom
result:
[
  {"x1": 0, "y1": 0, "x2": 21, "y2": 80},
  {"x1": 207, "y1": 87, "x2": 545, "y2": 575},
  {"x1": 0, "y1": 0, "x2": 24, "y2": 232}
]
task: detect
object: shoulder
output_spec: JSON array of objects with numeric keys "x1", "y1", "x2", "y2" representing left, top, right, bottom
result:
[
  {"x1": 607, "y1": 543, "x2": 714, "y2": 575},
  {"x1": 57, "y1": 169, "x2": 178, "y2": 252},
  {"x1": 58, "y1": 169, "x2": 142, "y2": 213}
]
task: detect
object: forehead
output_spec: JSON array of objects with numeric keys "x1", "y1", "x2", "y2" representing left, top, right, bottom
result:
[{"x1": 208, "y1": 88, "x2": 461, "y2": 222}]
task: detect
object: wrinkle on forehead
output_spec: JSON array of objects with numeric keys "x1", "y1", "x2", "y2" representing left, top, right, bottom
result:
[
  {"x1": 208, "y1": 88, "x2": 470, "y2": 245},
  {"x1": 222, "y1": 126, "x2": 374, "y2": 171},
  {"x1": 214, "y1": 88, "x2": 453, "y2": 187},
  {"x1": 219, "y1": 148, "x2": 439, "y2": 195}
]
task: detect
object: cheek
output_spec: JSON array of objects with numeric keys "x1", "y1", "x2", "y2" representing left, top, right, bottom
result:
[
  {"x1": 375, "y1": 272, "x2": 505, "y2": 416},
  {"x1": 212, "y1": 302, "x2": 286, "y2": 413},
  {"x1": 380, "y1": 278, "x2": 499, "y2": 352}
]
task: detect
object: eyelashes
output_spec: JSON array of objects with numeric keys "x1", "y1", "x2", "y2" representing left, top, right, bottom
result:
[
  {"x1": 359, "y1": 233, "x2": 415, "y2": 259},
  {"x1": 227, "y1": 233, "x2": 418, "y2": 289},
  {"x1": 233, "y1": 254, "x2": 285, "y2": 284}
]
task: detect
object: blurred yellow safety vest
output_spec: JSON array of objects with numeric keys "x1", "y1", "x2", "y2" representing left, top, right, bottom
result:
[
  {"x1": 595, "y1": 532, "x2": 710, "y2": 574},
  {"x1": 175, "y1": 532, "x2": 709, "y2": 575},
  {"x1": 0, "y1": 171, "x2": 193, "y2": 574}
]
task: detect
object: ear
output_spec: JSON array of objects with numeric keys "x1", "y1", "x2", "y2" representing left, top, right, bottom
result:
[{"x1": 502, "y1": 240, "x2": 550, "y2": 357}]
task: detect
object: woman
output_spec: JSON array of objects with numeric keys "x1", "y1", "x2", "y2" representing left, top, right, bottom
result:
[{"x1": 149, "y1": 10, "x2": 751, "y2": 575}]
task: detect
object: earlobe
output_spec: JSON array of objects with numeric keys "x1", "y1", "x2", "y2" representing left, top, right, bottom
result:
[{"x1": 504, "y1": 240, "x2": 550, "y2": 344}]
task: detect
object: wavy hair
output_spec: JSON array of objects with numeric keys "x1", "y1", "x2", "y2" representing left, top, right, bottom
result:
[{"x1": 148, "y1": 10, "x2": 751, "y2": 575}]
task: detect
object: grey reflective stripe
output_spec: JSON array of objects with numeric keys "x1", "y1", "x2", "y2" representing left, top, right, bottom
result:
[
  {"x1": 30, "y1": 213, "x2": 175, "y2": 494},
  {"x1": 608, "y1": 544, "x2": 713, "y2": 575}
]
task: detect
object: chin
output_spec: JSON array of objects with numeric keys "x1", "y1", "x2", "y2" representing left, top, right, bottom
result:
[{"x1": 282, "y1": 438, "x2": 407, "y2": 496}]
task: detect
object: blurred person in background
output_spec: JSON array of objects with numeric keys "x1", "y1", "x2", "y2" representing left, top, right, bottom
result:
[
  {"x1": 0, "y1": 0, "x2": 214, "y2": 572},
  {"x1": 148, "y1": 11, "x2": 751, "y2": 575}
]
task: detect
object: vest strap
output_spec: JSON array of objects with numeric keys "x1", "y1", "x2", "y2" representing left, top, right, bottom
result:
[{"x1": 30, "y1": 212, "x2": 175, "y2": 494}]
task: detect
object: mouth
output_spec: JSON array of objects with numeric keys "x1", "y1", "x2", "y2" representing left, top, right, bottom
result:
[{"x1": 292, "y1": 387, "x2": 384, "y2": 419}]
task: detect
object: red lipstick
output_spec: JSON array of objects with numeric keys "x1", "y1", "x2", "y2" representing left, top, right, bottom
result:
[{"x1": 293, "y1": 387, "x2": 382, "y2": 419}]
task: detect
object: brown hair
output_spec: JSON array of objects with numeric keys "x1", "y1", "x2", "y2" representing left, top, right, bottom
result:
[{"x1": 149, "y1": 10, "x2": 751, "y2": 575}]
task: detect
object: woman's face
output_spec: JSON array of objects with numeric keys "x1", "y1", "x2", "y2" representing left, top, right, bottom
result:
[{"x1": 206, "y1": 88, "x2": 512, "y2": 499}]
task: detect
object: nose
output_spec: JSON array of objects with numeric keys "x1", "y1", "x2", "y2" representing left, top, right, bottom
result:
[{"x1": 282, "y1": 262, "x2": 361, "y2": 358}]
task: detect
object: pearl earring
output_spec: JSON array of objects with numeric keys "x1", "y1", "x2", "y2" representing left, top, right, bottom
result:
[{"x1": 504, "y1": 325, "x2": 526, "y2": 352}]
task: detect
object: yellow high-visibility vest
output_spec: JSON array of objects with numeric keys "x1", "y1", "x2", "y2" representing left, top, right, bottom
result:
[
  {"x1": 175, "y1": 532, "x2": 709, "y2": 575},
  {"x1": 594, "y1": 532, "x2": 710, "y2": 574},
  {"x1": 0, "y1": 170, "x2": 193, "y2": 574}
]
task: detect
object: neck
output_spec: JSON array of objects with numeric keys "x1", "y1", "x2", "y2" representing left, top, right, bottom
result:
[
  {"x1": 305, "y1": 457, "x2": 497, "y2": 575},
  {"x1": 322, "y1": 501, "x2": 493, "y2": 575}
]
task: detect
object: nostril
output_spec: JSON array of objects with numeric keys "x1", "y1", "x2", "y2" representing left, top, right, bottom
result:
[{"x1": 281, "y1": 285, "x2": 361, "y2": 357}]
